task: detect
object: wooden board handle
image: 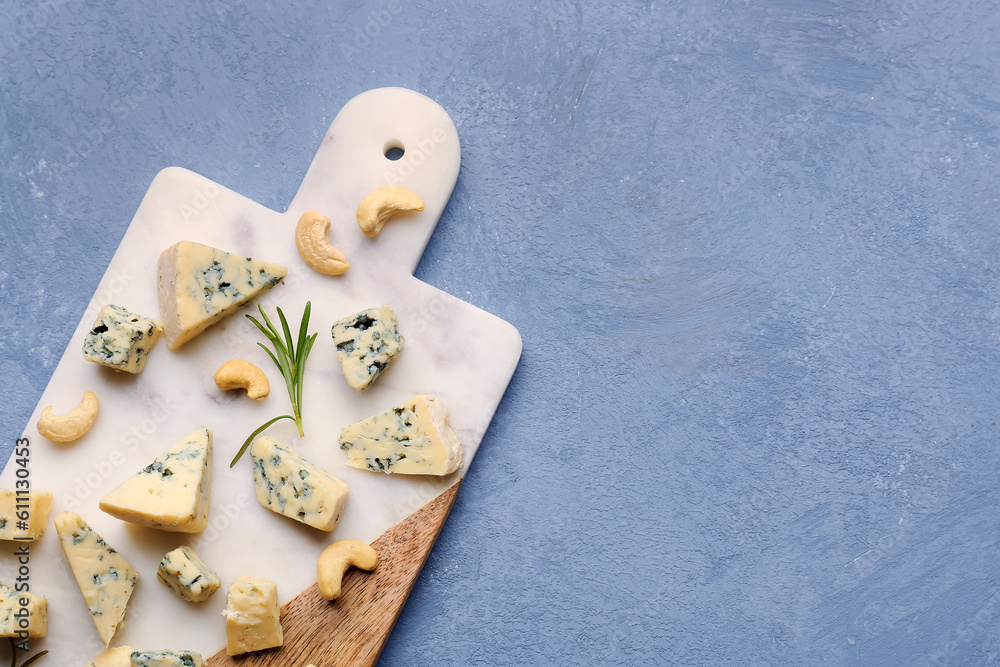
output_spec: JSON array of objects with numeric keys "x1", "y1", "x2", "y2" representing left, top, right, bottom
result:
[{"x1": 207, "y1": 478, "x2": 462, "y2": 666}]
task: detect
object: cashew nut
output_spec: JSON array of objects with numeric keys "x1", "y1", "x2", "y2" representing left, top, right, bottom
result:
[
  {"x1": 356, "y1": 186, "x2": 424, "y2": 237},
  {"x1": 36, "y1": 390, "x2": 99, "y2": 442},
  {"x1": 215, "y1": 359, "x2": 270, "y2": 400},
  {"x1": 317, "y1": 539, "x2": 378, "y2": 600},
  {"x1": 295, "y1": 210, "x2": 350, "y2": 275}
]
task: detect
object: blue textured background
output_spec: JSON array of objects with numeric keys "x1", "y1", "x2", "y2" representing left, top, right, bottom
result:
[{"x1": 3, "y1": 1, "x2": 1000, "y2": 664}]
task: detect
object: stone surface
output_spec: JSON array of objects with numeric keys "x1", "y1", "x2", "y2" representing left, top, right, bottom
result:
[{"x1": 3, "y1": 0, "x2": 1000, "y2": 664}]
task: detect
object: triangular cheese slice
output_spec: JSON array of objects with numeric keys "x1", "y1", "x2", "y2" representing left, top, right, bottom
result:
[
  {"x1": 99, "y1": 427, "x2": 212, "y2": 532},
  {"x1": 54, "y1": 511, "x2": 138, "y2": 646},
  {"x1": 157, "y1": 240, "x2": 287, "y2": 350},
  {"x1": 338, "y1": 394, "x2": 463, "y2": 475}
]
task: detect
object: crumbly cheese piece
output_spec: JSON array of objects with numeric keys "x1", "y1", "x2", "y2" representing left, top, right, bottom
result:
[
  {"x1": 223, "y1": 576, "x2": 283, "y2": 656},
  {"x1": 99, "y1": 427, "x2": 212, "y2": 533},
  {"x1": 157, "y1": 240, "x2": 287, "y2": 350},
  {"x1": 129, "y1": 650, "x2": 205, "y2": 666},
  {"x1": 250, "y1": 436, "x2": 348, "y2": 532},
  {"x1": 54, "y1": 510, "x2": 139, "y2": 646},
  {"x1": 82, "y1": 304, "x2": 162, "y2": 373},
  {"x1": 0, "y1": 489, "x2": 53, "y2": 541},
  {"x1": 0, "y1": 580, "x2": 47, "y2": 637},
  {"x1": 339, "y1": 394, "x2": 463, "y2": 475},
  {"x1": 331, "y1": 304, "x2": 404, "y2": 390},
  {"x1": 84, "y1": 646, "x2": 133, "y2": 667},
  {"x1": 157, "y1": 545, "x2": 221, "y2": 602}
]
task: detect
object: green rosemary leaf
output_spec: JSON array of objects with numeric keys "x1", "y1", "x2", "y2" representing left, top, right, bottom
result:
[
  {"x1": 254, "y1": 306, "x2": 289, "y2": 357},
  {"x1": 256, "y1": 341, "x2": 284, "y2": 376},
  {"x1": 247, "y1": 316, "x2": 286, "y2": 361},
  {"x1": 296, "y1": 332, "x2": 318, "y2": 410},
  {"x1": 231, "y1": 414, "x2": 295, "y2": 467},
  {"x1": 20, "y1": 651, "x2": 48, "y2": 667},
  {"x1": 296, "y1": 301, "x2": 312, "y2": 360},
  {"x1": 277, "y1": 307, "x2": 295, "y2": 362},
  {"x1": 7, "y1": 638, "x2": 47, "y2": 667},
  {"x1": 234, "y1": 301, "x2": 316, "y2": 464}
]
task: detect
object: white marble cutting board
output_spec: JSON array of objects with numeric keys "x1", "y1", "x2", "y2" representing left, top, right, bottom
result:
[{"x1": 0, "y1": 88, "x2": 521, "y2": 663}]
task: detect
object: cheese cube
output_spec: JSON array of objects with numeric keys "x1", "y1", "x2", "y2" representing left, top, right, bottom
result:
[
  {"x1": 250, "y1": 436, "x2": 348, "y2": 532},
  {"x1": 54, "y1": 511, "x2": 139, "y2": 646},
  {"x1": 100, "y1": 427, "x2": 212, "y2": 533},
  {"x1": 157, "y1": 545, "x2": 221, "y2": 602},
  {"x1": 129, "y1": 650, "x2": 205, "y2": 666},
  {"x1": 339, "y1": 394, "x2": 463, "y2": 475},
  {"x1": 224, "y1": 576, "x2": 283, "y2": 656},
  {"x1": 157, "y1": 240, "x2": 287, "y2": 350},
  {"x1": 84, "y1": 646, "x2": 133, "y2": 667},
  {"x1": 0, "y1": 490, "x2": 53, "y2": 541},
  {"x1": 82, "y1": 304, "x2": 162, "y2": 373},
  {"x1": 331, "y1": 304, "x2": 404, "y2": 390},
  {"x1": 0, "y1": 580, "x2": 46, "y2": 638}
]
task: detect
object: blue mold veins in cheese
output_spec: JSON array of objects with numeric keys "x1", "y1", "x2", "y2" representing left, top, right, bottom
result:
[
  {"x1": 0, "y1": 489, "x2": 53, "y2": 541},
  {"x1": 83, "y1": 304, "x2": 162, "y2": 373},
  {"x1": 157, "y1": 545, "x2": 221, "y2": 603},
  {"x1": 331, "y1": 304, "x2": 404, "y2": 390},
  {"x1": 157, "y1": 240, "x2": 287, "y2": 350},
  {"x1": 54, "y1": 510, "x2": 139, "y2": 647},
  {"x1": 129, "y1": 649, "x2": 205, "y2": 666},
  {"x1": 0, "y1": 579, "x2": 47, "y2": 638},
  {"x1": 99, "y1": 427, "x2": 212, "y2": 533},
  {"x1": 250, "y1": 436, "x2": 348, "y2": 532},
  {"x1": 339, "y1": 394, "x2": 463, "y2": 476}
]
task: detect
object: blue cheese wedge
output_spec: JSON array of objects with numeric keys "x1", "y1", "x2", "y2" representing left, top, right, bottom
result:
[
  {"x1": 223, "y1": 576, "x2": 283, "y2": 656},
  {"x1": 0, "y1": 580, "x2": 47, "y2": 637},
  {"x1": 330, "y1": 304, "x2": 404, "y2": 390},
  {"x1": 82, "y1": 304, "x2": 162, "y2": 373},
  {"x1": 250, "y1": 436, "x2": 348, "y2": 532},
  {"x1": 157, "y1": 545, "x2": 221, "y2": 602},
  {"x1": 339, "y1": 394, "x2": 463, "y2": 475},
  {"x1": 157, "y1": 240, "x2": 287, "y2": 350},
  {"x1": 85, "y1": 646, "x2": 133, "y2": 667},
  {"x1": 0, "y1": 489, "x2": 53, "y2": 541},
  {"x1": 129, "y1": 650, "x2": 205, "y2": 666},
  {"x1": 54, "y1": 510, "x2": 139, "y2": 646},
  {"x1": 99, "y1": 427, "x2": 212, "y2": 533}
]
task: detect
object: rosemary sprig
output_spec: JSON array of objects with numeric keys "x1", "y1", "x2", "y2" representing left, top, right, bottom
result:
[
  {"x1": 230, "y1": 301, "x2": 318, "y2": 467},
  {"x1": 7, "y1": 638, "x2": 47, "y2": 667}
]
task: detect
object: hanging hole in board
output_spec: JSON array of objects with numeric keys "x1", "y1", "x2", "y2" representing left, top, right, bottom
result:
[{"x1": 383, "y1": 141, "x2": 405, "y2": 161}]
